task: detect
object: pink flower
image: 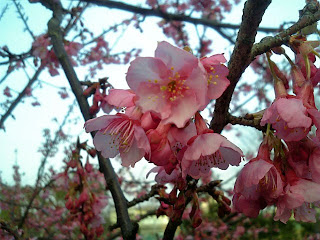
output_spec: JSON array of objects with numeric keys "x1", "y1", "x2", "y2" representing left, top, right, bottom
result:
[
  {"x1": 181, "y1": 113, "x2": 242, "y2": 179},
  {"x1": 274, "y1": 176, "x2": 320, "y2": 223},
  {"x1": 126, "y1": 41, "x2": 208, "y2": 128},
  {"x1": 84, "y1": 113, "x2": 150, "y2": 167},
  {"x1": 260, "y1": 97, "x2": 312, "y2": 141},
  {"x1": 3, "y1": 86, "x2": 12, "y2": 97},
  {"x1": 200, "y1": 54, "x2": 230, "y2": 99},
  {"x1": 233, "y1": 144, "x2": 284, "y2": 217},
  {"x1": 181, "y1": 133, "x2": 242, "y2": 179},
  {"x1": 32, "y1": 35, "x2": 50, "y2": 60}
]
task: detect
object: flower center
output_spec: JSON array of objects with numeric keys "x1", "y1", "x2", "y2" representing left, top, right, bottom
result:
[{"x1": 160, "y1": 67, "x2": 189, "y2": 102}]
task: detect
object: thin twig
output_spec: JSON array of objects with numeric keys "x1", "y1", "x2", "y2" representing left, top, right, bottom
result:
[
  {"x1": 0, "y1": 220, "x2": 22, "y2": 240},
  {"x1": 82, "y1": 0, "x2": 279, "y2": 33},
  {"x1": 12, "y1": 0, "x2": 36, "y2": 40},
  {"x1": 0, "y1": 66, "x2": 44, "y2": 129}
]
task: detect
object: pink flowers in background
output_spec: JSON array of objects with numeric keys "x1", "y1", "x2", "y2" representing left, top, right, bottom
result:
[{"x1": 85, "y1": 41, "x2": 242, "y2": 183}]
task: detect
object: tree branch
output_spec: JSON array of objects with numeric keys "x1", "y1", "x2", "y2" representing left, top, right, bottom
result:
[
  {"x1": 0, "y1": 66, "x2": 44, "y2": 129},
  {"x1": 210, "y1": 0, "x2": 271, "y2": 134},
  {"x1": 0, "y1": 220, "x2": 21, "y2": 240},
  {"x1": 251, "y1": 6, "x2": 320, "y2": 58},
  {"x1": 81, "y1": 0, "x2": 279, "y2": 33},
  {"x1": 127, "y1": 184, "x2": 163, "y2": 208},
  {"x1": 12, "y1": 0, "x2": 36, "y2": 40},
  {"x1": 42, "y1": 0, "x2": 137, "y2": 238},
  {"x1": 227, "y1": 113, "x2": 266, "y2": 131}
]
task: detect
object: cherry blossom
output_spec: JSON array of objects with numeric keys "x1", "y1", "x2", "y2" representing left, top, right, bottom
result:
[
  {"x1": 126, "y1": 41, "x2": 208, "y2": 128},
  {"x1": 181, "y1": 113, "x2": 243, "y2": 179},
  {"x1": 260, "y1": 97, "x2": 312, "y2": 141},
  {"x1": 84, "y1": 112, "x2": 150, "y2": 167},
  {"x1": 233, "y1": 144, "x2": 284, "y2": 217}
]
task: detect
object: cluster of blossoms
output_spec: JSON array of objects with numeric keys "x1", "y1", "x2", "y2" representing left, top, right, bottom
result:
[
  {"x1": 85, "y1": 41, "x2": 243, "y2": 184},
  {"x1": 54, "y1": 145, "x2": 108, "y2": 240},
  {"x1": 84, "y1": 41, "x2": 244, "y2": 226},
  {"x1": 233, "y1": 36, "x2": 320, "y2": 223},
  {"x1": 32, "y1": 34, "x2": 82, "y2": 76}
]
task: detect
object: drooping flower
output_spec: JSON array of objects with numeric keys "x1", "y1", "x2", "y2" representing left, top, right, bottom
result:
[
  {"x1": 233, "y1": 144, "x2": 284, "y2": 217},
  {"x1": 260, "y1": 97, "x2": 312, "y2": 141},
  {"x1": 84, "y1": 112, "x2": 150, "y2": 167},
  {"x1": 126, "y1": 41, "x2": 208, "y2": 128},
  {"x1": 274, "y1": 172, "x2": 320, "y2": 223},
  {"x1": 181, "y1": 113, "x2": 243, "y2": 179}
]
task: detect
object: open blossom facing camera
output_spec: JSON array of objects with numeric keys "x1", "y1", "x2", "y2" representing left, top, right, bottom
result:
[
  {"x1": 126, "y1": 41, "x2": 208, "y2": 128},
  {"x1": 126, "y1": 41, "x2": 229, "y2": 128}
]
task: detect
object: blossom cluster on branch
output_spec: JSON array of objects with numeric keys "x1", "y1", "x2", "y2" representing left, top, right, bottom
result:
[{"x1": 233, "y1": 35, "x2": 320, "y2": 223}]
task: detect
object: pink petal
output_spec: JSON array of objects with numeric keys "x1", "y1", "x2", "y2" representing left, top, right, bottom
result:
[
  {"x1": 294, "y1": 204, "x2": 316, "y2": 223},
  {"x1": 291, "y1": 179, "x2": 320, "y2": 203},
  {"x1": 126, "y1": 57, "x2": 169, "y2": 92},
  {"x1": 235, "y1": 159, "x2": 273, "y2": 191},
  {"x1": 168, "y1": 122, "x2": 197, "y2": 147},
  {"x1": 216, "y1": 147, "x2": 241, "y2": 170},
  {"x1": 183, "y1": 133, "x2": 224, "y2": 161},
  {"x1": 276, "y1": 98, "x2": 312, "y2": 128},
  {"x1": 310, "y1": 148, "x2": 320, "y2": 183},
  {"x1": 84, "y1": 115, "x2": 120, "y2": 132},
  {"x1": 93, "y1": 131, "x2": 119, "y2": 158},
  {"x1": 207, "y1": 66, "x2": 230, "y2": 100},
  {"x1": 133, "y1": 125, "x2": 151, "y2": 156},
  {"x1": 136, "y1": 82, "x2": 171, "y2": 119},
  {"x1": 162, "y1": 91, "x2": 199, "y2": 128},
  {"x1": 201, "y1": 54, "x2": 227, "y2": 67},
  {"x1": 184, "y1": 64, "x2": 208, "y2": 109},
  {"x1": 155, "y1": 41, "x2": 198, "y2": 76},
  {"x1": 120, "y1": 140, "x2": 145, "y2": 167},
  {"x1": 106, "y1": 89, "x2": 136, "y2": 108}
]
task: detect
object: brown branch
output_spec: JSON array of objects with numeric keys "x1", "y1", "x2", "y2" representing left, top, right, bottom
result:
[
  {"x1": 227, "y1": 114, "x2": 266, "y2": 132},
  {"x1": 109, "y1": 209, "x2": 158, "y2": 233},
  {"x1": 210, "y1": 1, "x2": 320, "y2": 134},
  {"x1": 13, "y1": 0, "x2": 36, "y2": 40},
  {"x1": 162, "y1": 179, "x2": 198, "y2": 240},
  {"x1": 43, "y1": 0, "x2": 137, "y2": 238},
  {"x1": 81, "y1": 0, "x2": 279, "y2": 33},
  {"x1": 196, "y1": 180, "x2": 222, "y2": 193},
  {"x1": 0, "y1": 50, "x2": 32, "y2": 65},
  {"x1": 127, "y1": 184, "x2": 163, "y2": 208},
  {"x1": 251, "y1": 6, "x2": 320, "y2": 58},
  {"x1": 0, "y1": 66, "x2": 44, "y2": 129},
  {"x1": 0, "y1": 220, "x2": 21, "y2": 240},
  {"x1": 18, "y1": 179, "x2": 54, "y2": 228},
  {"x1": 210, "y1": 0, "x2": 271, "y2": 134}
]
